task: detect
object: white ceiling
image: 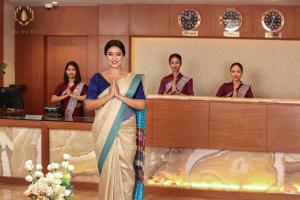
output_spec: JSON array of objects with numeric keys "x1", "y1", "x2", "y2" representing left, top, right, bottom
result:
[{"x1": 7, "y1": 0, "x2": 300, "y2": 6}]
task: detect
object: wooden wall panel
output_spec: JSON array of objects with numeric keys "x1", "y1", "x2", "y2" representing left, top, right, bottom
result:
[
  {"x1": 0, "y1": 0, "x2": 3, "y2": 86},
  {"x1": 210, "y1": 5, "x2": 252, "y2": 38},
  {"x1": 98, "y1": 5, "x2": 130, "y2": 35},
  {"x1": 152, "y1": 99, "x2": 209, "y2": 148},
  {"x1": 17, "y1": 78, "x2": 44, "y2": 114},
  {"x1": 130, "y1": 5, "x2": 170, "y2": 36},
  {"x1": 267, "y1": 105, "x2": 300, "y2": 153},
  {"x1": 16, "y1": 6, "x2": 98, "y2": 36},
  {"x1": 295, "y1": 7, "x2": 300, "y2": 39},
  {"x1": 47, "y1": 36, "x2": 88, "y2": 79},
  {"x1": 15, "y1": 36, "x2": 44, "y2": 79},
  {"x1": 15, "y1": 36, "x2": 45, "y2": 114},
  {"x1": 87, "y1": 36, "x2": 98, "y2": 79},
  {"x1": 170, "y1": 5, "x2": 211, "y2": 37},
  {"x1": 209, "y1": 102, "x2": 267, "y2": 151},
  {"x1": 98, "y1": 35, "x2": 129, "y2": 72},
  {"x1": 146, "y1": 99, "x2": 153, "y2": 146},
  {"x1": 252, "y1": 6, "x2": 295, "y2": 39}
]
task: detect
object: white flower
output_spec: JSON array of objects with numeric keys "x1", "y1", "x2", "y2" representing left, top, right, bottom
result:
[
  {"x1": 64, "y1": 189, "x2": 72, "y2": 197},
  {"x1": 24, "y1": 154, "x2": 75, "y2": 199},
  {"x1": 36, "y1": 164, "x2": 43, "y2": 171},
  {"x1": 63, "y1": 154, "x2": 70, "y2": 161},
  {"x1": 53, "y1": 171, "x2": 63, "y2": 179},
  {"x1": 24, "y1": 160, "x2": 34, "y2": 171},
  {"x1": 53, "y1": 163, "x2": 60, "y2": 169},
  {"x1": 25, "y1": 160, "x2": 33, "y2": 166},
  {"x1": 28, "y1": 184, "x2": 41, "y2": 195},
  {"x1": 46, "y1": 173, "x2": 55, "y2": 184},
  {"x1": 25, "y1": 164, "x2": 33, "y2": 171},
  {"x1": 67, "y1": 165, "x2": 74, "y2": 171},
  {"x1": 47, "y1": 164, "x2": 53, "y2": 171},
  {"x1": 34, "y1": 171, "x2": 44, "y2": 178},
  {"x1": 51, "y1": 163, "x2": 60, "y2": 170},
  {"x1": 61, "y1": 161, "x2": 68, "y2": 168},
  {"x1": 45, "y1": 187, "x2": 53, "y2": 196},
  {"x1": 53, "y1": 178, "x2": 62, "y2": 186},
  {"x1": 25, "y1": 175, "x2": 33, "y2": 182}
]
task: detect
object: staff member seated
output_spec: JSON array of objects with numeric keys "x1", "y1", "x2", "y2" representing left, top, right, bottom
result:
[
  {"x1": 216, "y1": 62, "x2": 254, "y2": 98},
  {"x1": 158, "y1": 53, "x2": 194, "y2": 96}
]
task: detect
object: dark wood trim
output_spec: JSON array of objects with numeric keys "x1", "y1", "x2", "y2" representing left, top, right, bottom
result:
[
  {"x1": 43, "y1": 36, "x2": 48, "y2": 113},
  {"x1": 0, "y1": 178, "x2": 298, "y2": 200},
  {"x1": 130, "y1": 35, "x2": 300, "y2": 41},
  {"x1": 41, "y1": 124, "x2": 49, "y2": 174},
  {"x1": 72, "y1": 181, "x2": 98, "y2": 191},
  {"x1": 0, "y1": 119, "x2": 42, "y2": 127},
  {"x1": 0, "y1": 0, "x2": 3, "y2": 86},
  {"x1": 43, "y1": 121, "x2": 92, "y2": 130},
  {"x1": 0, "y1": 177, "x2": 26, "y2": 185}
]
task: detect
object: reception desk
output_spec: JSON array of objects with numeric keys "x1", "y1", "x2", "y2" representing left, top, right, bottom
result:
[
  {"x1": 1, "y1": 95, "x2": 300, "y2": 199},
  {"x1": 147, "y1": 95, "x2": 300, "y2": 153}
]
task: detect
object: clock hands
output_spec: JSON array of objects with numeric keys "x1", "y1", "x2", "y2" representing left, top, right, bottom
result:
[
  {"x1": 270, "y1": 15, "x2": 275, "y2": 28},
  {"x1": 188, "y1": 12, "x2": 192, "y2": 20}
]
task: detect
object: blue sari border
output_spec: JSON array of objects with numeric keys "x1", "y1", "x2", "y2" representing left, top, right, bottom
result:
[{"x1": 97, "y1": 74, "x2": 143, "y2": 175}]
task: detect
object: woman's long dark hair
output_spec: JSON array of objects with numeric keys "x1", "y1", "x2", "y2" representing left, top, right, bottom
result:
[{"x1": 63, "y1": 61, "x2": 81, "y2": 84}]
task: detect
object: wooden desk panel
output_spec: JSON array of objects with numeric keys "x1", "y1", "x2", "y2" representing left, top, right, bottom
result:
[
  {"x1": 267, "y1": 104, "x2": 300, "y2": 153},
  {"x1": 209, "y1": 102, "x2": 267, "y2": 151},
  {"x1": 152, "y1": 99, "x2": 209, "y2": 148}
]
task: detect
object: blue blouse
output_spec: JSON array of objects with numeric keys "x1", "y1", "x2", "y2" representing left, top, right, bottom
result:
[{"x1": 86, "y1": 73, "x2": 145, "y2": 100}]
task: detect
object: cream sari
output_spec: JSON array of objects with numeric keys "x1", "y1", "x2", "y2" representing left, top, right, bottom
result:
[{"x1": 92, "y1": 73, "x2": 145, "y2": 200}]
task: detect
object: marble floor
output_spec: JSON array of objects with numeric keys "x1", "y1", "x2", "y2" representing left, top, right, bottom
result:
[{"x1": 0, "y1": 183, "x2": 230, "y2": 200}]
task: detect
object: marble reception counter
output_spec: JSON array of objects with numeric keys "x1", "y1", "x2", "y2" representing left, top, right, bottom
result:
[{"x1": 2, "y1": 95, "x2": 300, "y2": 199}]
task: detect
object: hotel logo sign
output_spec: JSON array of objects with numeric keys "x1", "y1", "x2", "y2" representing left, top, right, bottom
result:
[{"x1": 14, "y1": 6, "x2": 35, "y2": 26}]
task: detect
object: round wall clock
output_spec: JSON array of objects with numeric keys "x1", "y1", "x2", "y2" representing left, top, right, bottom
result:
[
  {"x1": 219, "y1": 8, "x2": 243, "y2": 32},
  {"x1": 178, "y1": 9, "x2": 201, "y2": 31},
  {"x1": 261, "y1": 8, "x2": 285, "y2": 32}
]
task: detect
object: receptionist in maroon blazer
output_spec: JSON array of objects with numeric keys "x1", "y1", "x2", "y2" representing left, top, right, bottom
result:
[
  {"x1": 216, "y1": 62, "x2": 254, "y2": 98},
  {"x1": 158, "y1": 53, "x2": 194, "y2": 96}
]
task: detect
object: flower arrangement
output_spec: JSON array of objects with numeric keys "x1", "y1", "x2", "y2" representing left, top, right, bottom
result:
[{"x1": 24, "y1": 154, "x2": 75, "y2": 200}]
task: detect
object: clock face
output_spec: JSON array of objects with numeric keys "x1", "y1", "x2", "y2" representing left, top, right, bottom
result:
[
  {"x1": 178, "y1": 9, "x2": 201, "y2": 31},
  {"x1": 261, "y1": 8, "x2": 285, "y2": 32},
  {"x1": 219, "y1": 8, "x2": 243, "y2": 32}
]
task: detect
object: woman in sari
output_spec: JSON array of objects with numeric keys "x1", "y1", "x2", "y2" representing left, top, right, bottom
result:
[
  {"x1": 85, "y1": 40, "x2": 146, "y2": 200},
  {"x1": 216, "y1": 62, "x2": 254, "y2": 98},
  {"x1": 51, "y1": 61, "x2": 88, "y2": 117},
  {"x1": 158, "y1": 53, "x2": 194, "y2": 96}
]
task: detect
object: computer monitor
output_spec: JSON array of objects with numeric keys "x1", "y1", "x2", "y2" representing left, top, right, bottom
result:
[{"x1": 0, "y1": 87, "x2": 24, "y2": 116}]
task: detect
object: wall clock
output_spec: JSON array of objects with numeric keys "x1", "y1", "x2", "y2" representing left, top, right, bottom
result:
[
  {"x1": 178, "y1": 9, "x2": 201, "y2": 31},
  {"x1": 261, "y1": 8, "x2": 284, "y2": 32},
  {"x1": 219, "y1": 8, "x2": 243, "y2": 32}
]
